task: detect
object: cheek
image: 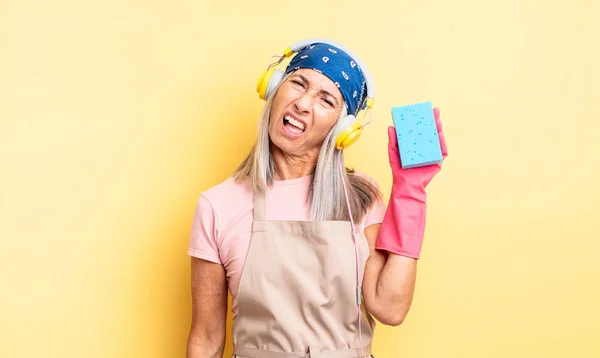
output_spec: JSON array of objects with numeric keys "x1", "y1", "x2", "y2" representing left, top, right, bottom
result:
[
  {"x1": 313, "y1": 110, "x2": 340, "y2": 138},
  {"x1": 269, "y1": 89, "x2": 292, "y2": 123},
  {"x1": 272, "y1": 84, "x2": 295, "y2": 107},
  {"x1": 269, "y1": 99, "x2": 284, "y2": 126}
]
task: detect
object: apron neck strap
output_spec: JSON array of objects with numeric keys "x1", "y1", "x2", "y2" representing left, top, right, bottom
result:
[{"x1": 253, "y1": 188, "x2": 266, "y2": 221}]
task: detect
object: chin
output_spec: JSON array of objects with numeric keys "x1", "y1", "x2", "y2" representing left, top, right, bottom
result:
[{"x1": 269, "y1": 135, "x2": 294, "y2": 155}]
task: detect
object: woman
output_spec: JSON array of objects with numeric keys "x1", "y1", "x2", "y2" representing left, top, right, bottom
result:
[{"x1": 187, "y1": 39, "x2": 448, "y2": 358}]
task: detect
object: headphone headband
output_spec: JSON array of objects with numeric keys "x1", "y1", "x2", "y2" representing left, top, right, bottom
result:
[{"x1": 284, "y1": 38, "x2": 375, "y2": 110}]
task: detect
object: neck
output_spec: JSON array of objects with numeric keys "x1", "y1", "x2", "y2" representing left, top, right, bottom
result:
[{"x1": 271, "y1": 145, "x2": 318, "y2": 181}]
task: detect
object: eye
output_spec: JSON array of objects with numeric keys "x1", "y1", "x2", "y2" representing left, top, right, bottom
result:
[
  {"x1": 322, "y1": 97, "x2": 334, "y2": 107},
  {"x1": 291, "y1": 80, "x2": 305, "y2": 88}
]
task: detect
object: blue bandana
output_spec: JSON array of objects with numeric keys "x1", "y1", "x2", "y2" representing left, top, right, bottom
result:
[{"x1": 284, "y1": 43, "x2": 367, "y2": 117}]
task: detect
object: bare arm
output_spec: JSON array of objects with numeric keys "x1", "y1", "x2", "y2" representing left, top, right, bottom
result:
[
  {"x1": 187, "y1": 257, "x2": 228, "y2": 358},
  {"x1": 362, "y1": 223, "x2": 417, "y2": 326}
]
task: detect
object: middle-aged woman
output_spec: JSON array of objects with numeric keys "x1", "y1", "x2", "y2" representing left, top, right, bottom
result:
[{"x1": 187, "y1": 38, "x2": 448, "y2": 358}]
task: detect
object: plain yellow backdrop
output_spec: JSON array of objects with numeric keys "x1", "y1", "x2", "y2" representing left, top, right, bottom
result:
[{"x1": 1, "y1": 0, "x2": 599, "y2": 357}]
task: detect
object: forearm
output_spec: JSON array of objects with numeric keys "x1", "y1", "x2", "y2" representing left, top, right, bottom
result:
[
  {"x1": 363, "y1": 107, "x2": 447, "y2": 325},
  {"x1": 186, "y1": 330, "x2": 225, "y2": 358},
  {"x1": 188, "y1": 258, "x2": 228, "y2": 358},
  {"x1": 363, "y1": 247, "x2": 416, "y2": 326}
]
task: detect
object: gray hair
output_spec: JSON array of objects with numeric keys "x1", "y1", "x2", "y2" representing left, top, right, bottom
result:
[{"x1": 233, "y1": 74, "x2": 381, "y2": 222}]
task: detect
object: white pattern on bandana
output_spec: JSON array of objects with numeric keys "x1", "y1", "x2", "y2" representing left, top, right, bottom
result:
[{"x1": 285, "y1": 43, "x2": 368, "y2": 116}]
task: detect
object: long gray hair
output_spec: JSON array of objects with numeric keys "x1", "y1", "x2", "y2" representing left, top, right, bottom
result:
[{"x1": 233, "y1": 74, "x2": 381, "y2": 222}]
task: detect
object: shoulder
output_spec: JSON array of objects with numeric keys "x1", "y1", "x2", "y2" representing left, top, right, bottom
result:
[
  {"x1": 200, "y1": 176, "x2": 253, "y2": 215},
  {"x1": 351, "y1": 172, "x2": 387, "y2": 227},
  {"x1": 191, "y1": 176, "x2": 254, "y2": 246},
  {"x1": 350, "y1": 171, "x2": 383, "y2": 191},
  {"x1": 189, "y1": 177, "x2": 254, "y2": 262},
  {"x1": 202, "y1": 176, "x2": 252, "y2": 200}
]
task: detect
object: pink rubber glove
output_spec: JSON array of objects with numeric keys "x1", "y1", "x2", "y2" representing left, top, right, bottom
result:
[{"x1": 375, "y1": 107, "x2": 448, "y2": 259}]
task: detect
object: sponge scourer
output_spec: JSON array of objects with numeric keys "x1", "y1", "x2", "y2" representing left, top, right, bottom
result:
[{"x1": 391, "y1": 101, "x2": 443, "y2": 169}]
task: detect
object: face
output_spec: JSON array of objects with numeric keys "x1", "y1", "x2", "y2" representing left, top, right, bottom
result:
[{"x1": 268, "y1": 69, "x2": 344, "y2": 157}]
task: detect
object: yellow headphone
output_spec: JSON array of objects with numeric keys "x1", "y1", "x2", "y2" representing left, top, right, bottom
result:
[{"x1": 256, "y1": 38, "x2": 375, "y2": 150}]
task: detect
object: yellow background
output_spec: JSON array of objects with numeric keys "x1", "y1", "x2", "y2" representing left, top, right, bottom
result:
[{"x1": 1, "y1": 0, "x2": 599, "y2": 357}]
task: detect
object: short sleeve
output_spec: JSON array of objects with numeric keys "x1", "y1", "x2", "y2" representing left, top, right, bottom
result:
[
  {"x1": 188, "y1": 195, "x2": 222, "y2": 264},
  {"x1": 356, "y1": 172, "x2": 387, "y2": 228},
  {"x1": 364, "y1": 194, "x2": 386, "y2": 228}
]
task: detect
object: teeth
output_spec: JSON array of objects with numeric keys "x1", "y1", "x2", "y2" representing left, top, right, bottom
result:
[{"x1": 284, "y1": 115, "x2": 305, "y2": 131}]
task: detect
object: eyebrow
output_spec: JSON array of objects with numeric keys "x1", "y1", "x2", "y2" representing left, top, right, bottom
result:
[{"x1": 294, "y1": 74, "x2": 340, "y2": 107}]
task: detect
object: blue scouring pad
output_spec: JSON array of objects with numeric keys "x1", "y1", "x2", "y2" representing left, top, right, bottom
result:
[{"x1": 391, "y1": 101, "x2": 443, "y2": 169}]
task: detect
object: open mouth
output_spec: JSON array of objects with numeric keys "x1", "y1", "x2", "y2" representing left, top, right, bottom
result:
[{"x1": 282, "y1": 115, "x2": 306, "y2": 136}]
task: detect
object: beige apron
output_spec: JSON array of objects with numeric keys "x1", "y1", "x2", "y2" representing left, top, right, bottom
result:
[{"x1": 232, "y1": 188, "x2": 376, "y2": 358}]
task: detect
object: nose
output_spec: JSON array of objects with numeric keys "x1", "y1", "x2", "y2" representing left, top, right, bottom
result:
[{"x1": 294, "y1": 91, "x2": 312, "y2": 113}]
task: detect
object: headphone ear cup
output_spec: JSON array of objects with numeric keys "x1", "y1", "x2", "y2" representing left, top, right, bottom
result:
[
  {"x1": 257, "y1": 68, "x2": 284, "y2": 100},
  {"x1": 256, "y1": 69, "x2": 269, "y2": 96},
  {"x1": 257, "y1": 67, "x2": 274, "y2": 100},
  {"x1": 335, "y1": 115, "x2": 363, "y2": 149},
  {"x1": 265, "y1": 69, "x2": 284, "y2": 100}
]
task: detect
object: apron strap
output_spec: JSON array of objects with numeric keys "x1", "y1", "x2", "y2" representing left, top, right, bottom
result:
[
  {"x1": 253, "y1": 188, "x2": 266, "y2": 222},
  {"x1": 234, "y1": 345, "x2": 372, "y2": 358}
]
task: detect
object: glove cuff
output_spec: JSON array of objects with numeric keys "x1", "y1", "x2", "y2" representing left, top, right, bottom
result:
[{"x1": 375, "y1": 181, "x2": 428, "y2": 259}]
